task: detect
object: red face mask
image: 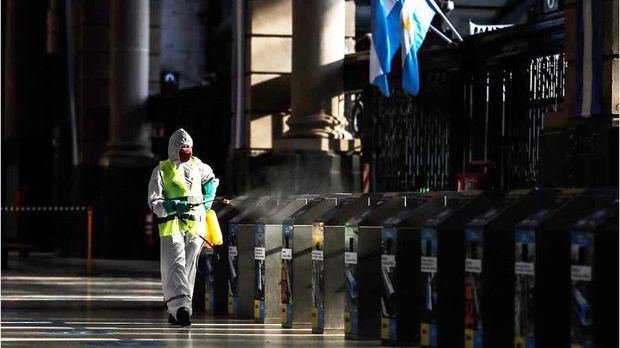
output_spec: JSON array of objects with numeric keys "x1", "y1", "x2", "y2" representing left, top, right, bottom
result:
[{"x1": 179, "y1": 146, "x2": 192, "y2": 163}]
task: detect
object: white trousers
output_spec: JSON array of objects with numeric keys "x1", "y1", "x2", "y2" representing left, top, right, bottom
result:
[{"x1": 160, "y1": 232, "x2": 204, "y2": 319}]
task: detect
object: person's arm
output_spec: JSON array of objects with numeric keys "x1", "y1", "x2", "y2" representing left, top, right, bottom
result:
[
  {"x1": 147, "y1": 167, "x2": 169, "y2": 218},
  {"x1": 197, "y1": 160, "x2": 218, "y2": 210}
]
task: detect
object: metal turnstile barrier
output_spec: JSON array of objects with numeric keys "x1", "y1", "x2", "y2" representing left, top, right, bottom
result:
[
  {"x1": 522, "y1": 189, "x2": 617, "y2": 348},
  {"x1": 512, "y1": 188, "x2": 587, "y2": 348},
  {"x1": 343, "y1": 192, "x2": 434, "y2": 339},
  {"x1": 228, "y1": 196, "x2": 278, "y2": 318},
  {"x1": 568, "y1": 192, "x2": 618, "y2": 348},
  {"x1": 312, "y1": 193, "x2": 400, "y2": 334},
  {"x1": 253, "y1": 197, "x2": 312, "y2": 323},
  {"x1": 194, "y1": 196, "x2": 253, "y2": 315},
  {"x1": 379, "y1": 191, "x2": 493, "y2": 347},
  {"x1": 280, "y1": 195, "x2": 348, "y2": 328},
  {"x1": 415, "y1": 191, "x2": 493, "y2": 348},
  {"x1": 462, "y1": 189, "x2": 559, "y2": 347}
]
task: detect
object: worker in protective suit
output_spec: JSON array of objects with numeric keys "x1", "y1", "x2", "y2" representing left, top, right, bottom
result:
[{"x1": 148, "y1": 128, "x2": 219, "y2": 327}]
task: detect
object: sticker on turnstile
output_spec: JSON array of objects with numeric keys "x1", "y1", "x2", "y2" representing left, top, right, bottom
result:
[
  {"x1": 515, "y1": 262, "x2": 534, "y2": 275},
  {"x1": 344, "y1": 252, "x2": 357, "y2": 265},
  {"x1": 381, "y1": 254, "x2": 396, "y2": 268},
  {"x1": 421, "y1": 257, "x2": 437, "y2": 273},
  {"x1": 421, "y1": 229, "x2": 438, "y2": 273},
  {"x1": 571, "y1": 265, "x2": 592, "y2": 282},
  {"x1": 465, "y1": 258, "x2": 482, "y2": 273},
  {"x1": 312, "y1": 250, "x2": 324, "y2": 261},
  {"x1": 571, "y1": 230, "x2": 593, "y2": 282},
  {"x1": 254, "y1": 247, "x2": 265, "y2": 260},
  {"x1": 228, "y1": 246, "x2": 238, "y2": 257},
  {"x1": 281, "y1": 248, "x2": 292, "y2": 260}
]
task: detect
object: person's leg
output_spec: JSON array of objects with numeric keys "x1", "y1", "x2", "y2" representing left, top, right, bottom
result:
[
  {"x1": 184, "y1": 232, "x2": 205, "y2": 316},
  {"x1": 160, "y1": 233, "x2": 192, "y2": 319}
]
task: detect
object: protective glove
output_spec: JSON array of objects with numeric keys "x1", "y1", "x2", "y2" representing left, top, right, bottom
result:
[
  {"x1": 162, "y1": 200, "x2": 191, "y2": 215},
  {"x1": 175, "y1": 201, "x2": 191, "y2": 214},
  {"x1": 202, "y1": 178, "x2": 219, "y2": 210},
  {"x1": 162, "y1": 200, "x2": 178, "y2": 214}
]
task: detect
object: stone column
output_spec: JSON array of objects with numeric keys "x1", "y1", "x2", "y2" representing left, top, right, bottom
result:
[
  {"x1": 102, "y1": 0, "x2": 152, "y2": 166},
  {"x1": 285, "y1": 0, "x2": 351, "y2": 142}
]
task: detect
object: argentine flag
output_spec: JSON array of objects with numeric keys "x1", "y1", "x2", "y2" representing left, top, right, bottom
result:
[
  {"x1": 574, "y1": 0, "x2": 603, "y2": 117},
  {"x1": 401, "y1": 0, "x2": 435, "y2": 96},
  {"x1": 370, "y1": 0, "x2": 402, "y2": 96}
]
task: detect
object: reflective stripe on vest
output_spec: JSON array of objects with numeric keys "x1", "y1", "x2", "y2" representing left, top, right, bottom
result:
[{"x1": 158, "y1": 158, "x2": 205, "y2": 237}]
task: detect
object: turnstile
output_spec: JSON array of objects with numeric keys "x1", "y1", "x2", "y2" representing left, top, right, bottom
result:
[
  {"x1": 416, "y1": 191, "x2": 493, "y2": 348},
  {"x1": 568, "y1": 194, "x2": 618, "y2": 348},
  {"x1": 311, "y1": 193, "x2": 400, "y2": 334},
  {"x1": 344, "y1": 193, "x2": 434, "y2": 339},
  {"x1": 253, "y1": 197, "x2": 311, "y2": 323},
  {"x1": 379, "y1": 193, "x2": 457, "y2": 346},
  {"x1": 524, "y1": 189, "x2": 617, "y2": 348},
  {"x1": 280, "y1": 195, "x2": 350, "y2": 328},
  {"x1": 461, "y1": 189, "x2": 560, "y2": 347},
  {"x1": 228, "y1": 196, "x2": 278, "y2": 318},
  {"x1": 380, "y1": 191, "x2": 492, "y2": 347},
  {"x1": 193, "y1": 195, "x2": 253, "y2": 315},
  {"x1": 512, "y1": 188, "x2": 589, "y2": 348}
]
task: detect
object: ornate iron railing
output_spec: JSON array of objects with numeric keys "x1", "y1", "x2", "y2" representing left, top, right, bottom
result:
[
  {"x1": 359, "y1": 72, "x2": 457, "y2": 192},
  {"x1": 463, "y1": 53, "x2": 566, "y2": 190}
]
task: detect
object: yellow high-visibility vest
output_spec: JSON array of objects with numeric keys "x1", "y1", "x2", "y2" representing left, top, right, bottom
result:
[{"x1": 158, "y1": 158, "x2": 205, "y2": 237}]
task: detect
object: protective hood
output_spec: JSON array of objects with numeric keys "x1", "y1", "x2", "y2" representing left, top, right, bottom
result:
[{"x1": 168, "y1": 128, "x2": 193, "y2": 162}]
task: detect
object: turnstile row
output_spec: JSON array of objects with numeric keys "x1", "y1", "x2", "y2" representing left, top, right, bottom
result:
[{"x1": 193, "y1": 189, "x2": 617, "y2": 347}]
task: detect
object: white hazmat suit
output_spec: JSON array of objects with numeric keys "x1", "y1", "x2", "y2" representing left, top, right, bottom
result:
[{"x1": 148, "y1": 129, "x2": 215, "y2": 322}]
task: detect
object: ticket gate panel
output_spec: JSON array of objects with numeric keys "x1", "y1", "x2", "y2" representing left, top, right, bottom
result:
[
  {"x1": 462, "y1": 189, "x2": 558, "y2": 348},
  {"x1": 321, "y1": 225, "x2": 346, "y2": 332},
  {"x1": 534, "y1": 189, "x2": 617, "y2": 348},
  {"x1": 345, "y1": 194, "x2": 433, "y2": 340},
  {"x1": 423, "y1": 192, "x2": 494, "y2": 348},
  {"x1": 510, "y1": 189, "x2": 586, "y2": 347},
  {"x1": 236, "y1": 223, "x2": 257, "y2": 319},
  {"x1": 379, "y1": 193, "x2": 461, "y2": 346},
  {"x1": 504, "y1": 188, "x2": 618, "y2": 347},
  {"x1": 376, "y1": 191, "x2": 491, "y2": 347},
  {"x1": 290, "y1": 224, "x2": 313, "y2": 326},
  {"x1": 254, "y1": 223, "x2": 285, "y2": 322},
  {"x1": 312, "y1": 194, "x2": 398, "y2": 334},
  {"x1": 253, "y1": 198, "x2": 309, "y2": 323},
  {"x1": 227, "y1": 196, "x2": 278, "y2": 318},
  {"x1": 570, "y1": 202, "x2": 618, "y2": 348},
  {"x1": 197, "y1": 196, "x2": 254, "y2": 316},
  {"x1": 281, "y1": 197, "x2": 341, "y2": 328}
]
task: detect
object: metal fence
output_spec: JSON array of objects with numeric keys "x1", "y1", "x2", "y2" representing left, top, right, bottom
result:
[{"x1": 463, "y1": 53, "x2": 566, "y2": 190}]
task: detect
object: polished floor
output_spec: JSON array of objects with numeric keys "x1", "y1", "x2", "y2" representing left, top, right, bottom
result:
[{"x1": 1, "y1": 253, "x2": 383, "y2": 347}]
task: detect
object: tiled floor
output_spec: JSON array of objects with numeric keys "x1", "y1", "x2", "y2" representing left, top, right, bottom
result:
[{"x1": 1, "y1": 253, "x2": 382, "y2": 347}]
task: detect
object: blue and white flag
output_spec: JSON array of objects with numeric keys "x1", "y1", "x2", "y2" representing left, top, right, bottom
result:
[
  {"x1": 370, "y1": 0, "x2": 402, "y2": 96},
  {"x1": 401, "y1": 0, "x2": 435, "y2": 96},
  {"x1": 574, "y1": 0, "x2": 603, "y2": 117}
]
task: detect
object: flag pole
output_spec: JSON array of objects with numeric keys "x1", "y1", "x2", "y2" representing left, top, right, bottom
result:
[
  {"x1": 427, "y1": 0, "x2": 464, "y2": 41},
  {"x1": 429, "y1": 25, "x2": 454, "y2": 45}
]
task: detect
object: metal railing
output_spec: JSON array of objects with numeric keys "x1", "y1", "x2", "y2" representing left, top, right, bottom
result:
[{"x1": 1, "y1": 205, "x2": 94, "y2": 273}]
